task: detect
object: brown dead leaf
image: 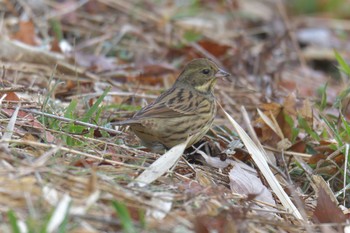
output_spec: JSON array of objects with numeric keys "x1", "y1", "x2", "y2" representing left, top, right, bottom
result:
[
  {"x1": 84, "y1": 0, "x2": 108, "y2": 14},
  {"x1": 112, "y1": 95, "x2": 125, "y2": 105},
  {"x1": 255, "y1": 103, "x2": 282, "y2": 142},
  {"x1": 50, "y1": 39, "x2": 62, "y2": 53},
  {"x1": 283, "y1": 93, "x2": 298, "y2": 119},
  {"x1": 194, "y1": 214, "x2": 229, "y2": 233},
  {"x1": 289, "y1": 140, "x2": 306, "y2": 153},
  {"x1": 333, "y1": 154, "x2": 345, "y2": 164},
  {"x1": 66, "y1": 80, "x2": 77, "y2": 90},
  {"x1": 70, "y1": 159, "x2": 99, "y2": 167},
  {"x1": 128, "y1": 63, "x2": 176, "y2": 86},
  {"x1": 258, "y1": 102, "x2": 282, "y2": 115},
  {"x1": 231, "y1": 148, "x2": 250, "y2": 162},
  {"x1": 194, "y1": 208, "x2": 246, "y2": 233},
  {"x1": 299, "y1": 99, "x2": 313, "y2": 125},
  {"x1": 0, "y1": 81, "x2": 21, "y2": 101},
  {"x1": 308, "y1": 154, "x2": 327, "y2": 165},
  {"x1": 312, "y1": 177, "x2": 347, "y2": 224},
  {"x1": 198, "y1": 39, "x2": 231, "y2": 57},
  {"x1": 139, "y1": 63, "x2": 176, "y2": 76},
  {"x1": 277, "y1": 79, "x2": 297, "y2": 93},
  {"x1": 309, "y1": 142, "x2": 344, "y2": 165},
  {"x1": 255, "y1": 102, "x2": 294, "y2": 143},
  {"x1": 255, "y1": 93, "x2": 317, "y2": 145},
  {"x1": 12, "y1": 20, "x2": 37, "y2": 46},
  {"x1": 1, "y1": 91, "x2": 20, "y2": 101}
]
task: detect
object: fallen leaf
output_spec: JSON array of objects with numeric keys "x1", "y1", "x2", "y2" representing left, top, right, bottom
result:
[
  {"x1": 312, "y1": 176, "x2": 347, "y2": 224},
  {"x1": 283, "y1": 93, "x2": 298, "y2": 119},
  {"x1": 129, "y1": 63, "x2": 176, "y2": 86},
  {"x1": 132, "y1": 137, "x2": 191, "y2": 187},
  {"x1": 198, "y1": 39, "x2": 231, "y2": 57},
  {"x1": 299, "y1": 98, "x2": 313, "y2": 125},
  {"x1": 2, "y1": 108, "x2": 55, "y2": 143},
  {"x1": 308, "y1": 154, "x2": 327, "y2": 165},
  {"x1": 1, "y1": 91, "x2": 20, "y2": 101},
  {"x1": 229, "y1": 161, "x2": 276, "y2": 207},
  {"x1": 12, "y1": 20, "x2": 37, "y2": 46},
  {"x1": 146, "y1": 192, "x2": 173, "y2": 219}
]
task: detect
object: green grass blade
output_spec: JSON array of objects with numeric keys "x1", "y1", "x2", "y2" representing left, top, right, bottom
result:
[
  {"x1": 112, "y1": 200, "x2": 136, "y2": 233},
  {"x1": 41, "y1": 66, "x2": 59, "y2": 111},
  {"x1": 334, "y1": 87, "x2": 350, "y2": 109},
  {"x1": 297, "y1": 115, "x2": 320, "y2": 141},
  {"x1": 64, "y1": 99, "x2": 78, "y2": 119},
  {"x1": 321, "y1": 114, "x2": 343, "y2": 147},
  {"x1": 341, "y1": 115, "x2": 350, "y2": 136},
  {"x1": 319, "y1": 83, "x2": 328, "y2": 111},
  {"x1": 334, "y1": 50, "x2": 350, "y2": 76},
  {"x1": 50, "y1": 19, "x2": 63, "y2": 41},
  {"x1": 81, "y1": 87, "x2": 111, "y2": 123},
  {"x1": 7, "y1": 210, "x2": 21, "y2": 233}
]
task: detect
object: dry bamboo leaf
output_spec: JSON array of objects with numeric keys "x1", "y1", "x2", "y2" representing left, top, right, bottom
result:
[
  {"x1": 257, "y1": 108, "x2": 284, "y2": 139},
  {"x1": 47, "y1": 194, "x2": 72, "y2": 233},
  {"x1": 146, "y1": 192, "x2": 174, "y2": 219},
  {"x1": 1, "y1": 105, "x2": 19, "y2": 148},
  {"x1": 133, "y1": 137, "x2": 192, "y2": 187},
  {"x1": 71, "y1": 191, "x2": 101, "y2": 215},
  {"x1": 42, "y1": 186, "x2": 59, "y2": 206},
  {"x1": 222, "y1": 107, "x2": 303, "y2": 220}
]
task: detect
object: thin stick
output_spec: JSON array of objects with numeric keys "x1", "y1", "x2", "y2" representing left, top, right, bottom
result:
[{"x1": 19, "y1": 108, "x2": 123, "y2": 135}]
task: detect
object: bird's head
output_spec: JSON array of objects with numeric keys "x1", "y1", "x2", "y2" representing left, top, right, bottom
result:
[{"x1": 175, "y1": 58, "x2": 230, "y2": 94}]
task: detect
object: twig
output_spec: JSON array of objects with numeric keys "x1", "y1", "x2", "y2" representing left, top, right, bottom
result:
[
  {"x1": 0, "y1": 139, "x2": 144, "y2": 170},
  {"x1": 264, "y1": 145, "x2": 312, "y2": 158},
  {"x1": 67, "y1": 91, "x2": 158, "y2": 100},
  {"x1": 275, "y1": 0, "x2": 306, "y2": 68},
  {"x1": 0, "y1": 87, "x2": 27, "y2": 93},
  {"x1": 19, "y1": 108, "x2": 123, "y2": 135}
]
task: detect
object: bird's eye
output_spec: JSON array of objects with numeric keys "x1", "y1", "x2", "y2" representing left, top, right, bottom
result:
[{"x1": 202, "y1": 69, "x2": 210, "y2": 75}]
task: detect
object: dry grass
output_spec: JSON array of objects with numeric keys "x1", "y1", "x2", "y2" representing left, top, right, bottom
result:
[{"x1": 0, "y1": 0, "x2": 349, "y2": 232}]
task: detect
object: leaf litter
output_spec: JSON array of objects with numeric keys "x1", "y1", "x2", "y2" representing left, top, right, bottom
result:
[{"x1": 0, "y1": 0, "x2": 350, "y2": 232}]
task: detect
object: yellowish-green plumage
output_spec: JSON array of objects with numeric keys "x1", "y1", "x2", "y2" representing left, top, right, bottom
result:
[{"x1": 116, "y1": 58, "x2": 230, "y2": 153}]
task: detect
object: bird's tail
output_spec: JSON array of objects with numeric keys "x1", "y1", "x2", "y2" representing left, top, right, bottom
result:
[{"x1": 110, "y1": 118, "x2": 139, "y2": 126}]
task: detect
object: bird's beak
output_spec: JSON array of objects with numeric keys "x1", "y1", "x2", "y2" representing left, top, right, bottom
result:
[{"x1": 215, "y1": 69, "x2": 231, "y2": 80}]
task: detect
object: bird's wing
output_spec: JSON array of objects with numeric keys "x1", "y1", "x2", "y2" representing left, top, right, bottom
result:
[{"x1": 132, "y1": 87, "x2": 205, "y2": 120}]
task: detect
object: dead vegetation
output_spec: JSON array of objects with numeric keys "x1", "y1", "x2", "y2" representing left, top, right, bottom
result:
[{"x1": 0, "y1": 0, "x2": 350, "y2": 232}]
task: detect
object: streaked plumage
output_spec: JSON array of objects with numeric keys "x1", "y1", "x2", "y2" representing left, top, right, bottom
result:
[{"x1": 115, "y1": 58, "x2": 230, "y2": 153}]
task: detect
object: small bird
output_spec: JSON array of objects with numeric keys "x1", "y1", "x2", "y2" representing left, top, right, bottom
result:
[{"x1": 115, "y1": 58, "x2": 230, "y2": 153}]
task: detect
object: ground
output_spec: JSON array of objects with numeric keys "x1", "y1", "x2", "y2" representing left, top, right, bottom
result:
[{"x1": 0, "y1": 0, "x2": 349, "y2": 232}]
